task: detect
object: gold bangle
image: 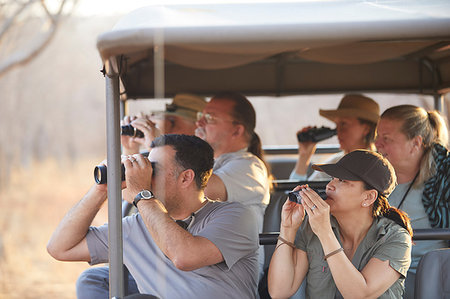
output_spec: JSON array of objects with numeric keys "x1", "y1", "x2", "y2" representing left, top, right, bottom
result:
[
  {"x1": 323, "y1": 247, "x2": 344, "y2": 260},
  {"x1": 277, "y1": 235, "x2": 296, "y2": 249}
]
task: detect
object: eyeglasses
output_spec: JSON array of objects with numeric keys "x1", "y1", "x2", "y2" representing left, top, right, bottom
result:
[
  {"x1": 197, "y1": 112, "x2": 238, "y2": 125},
  {"x1": 197, "y1": 112, "x2": 216, "y2": 124}
]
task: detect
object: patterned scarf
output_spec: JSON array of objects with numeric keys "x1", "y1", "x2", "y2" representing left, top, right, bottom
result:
[{"x1": 422, "y1": 143, "x2": 449, "y2": 228}]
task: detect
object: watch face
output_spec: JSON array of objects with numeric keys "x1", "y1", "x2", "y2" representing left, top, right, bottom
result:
[{"x1": 140, "y1": 190, "x2": 153, "y2": 199}]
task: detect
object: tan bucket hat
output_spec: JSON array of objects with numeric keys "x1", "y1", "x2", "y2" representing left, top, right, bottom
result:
[
  {"x1": 319, "y1": 94, "x2": 380, "y2": 124},
  {"x1": 153, "y1": 93, "x2": 206, "y2": 121}
]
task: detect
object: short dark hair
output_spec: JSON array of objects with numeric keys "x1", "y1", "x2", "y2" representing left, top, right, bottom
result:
[{"x1": 151, "y1": 134, "x2": 214, "y2": 190}]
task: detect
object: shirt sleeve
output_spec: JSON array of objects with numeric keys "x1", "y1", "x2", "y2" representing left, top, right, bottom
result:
[
  {"x1": 196, "y1": 203, "x2": 259, "y2": 270},
  {"x1": 372, "y1": 227, "x2": 412, "y2": 277},
  {"x1": 289, "y1": 170, "x2": 308, "y2": 181},
  {"x1": 85, "y1": 215, "x2": 137, "y2": 266},
  {"x1": 86, "y1": 223, "x2": 109, "y2": 265},
  {"x1": 214, "y1": 155, "x2": 269, "y2": 206}
]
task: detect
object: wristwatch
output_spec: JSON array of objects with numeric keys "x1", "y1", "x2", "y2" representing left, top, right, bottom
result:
[{"x1": 133, "y1": 190, "x2": 154, "y2": 208}]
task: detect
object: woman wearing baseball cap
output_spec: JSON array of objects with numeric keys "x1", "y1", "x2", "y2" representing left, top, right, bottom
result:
[
  {"x1": 268, "y1": 150, "x2": 412, "y2": 298},
  {"x1": 290, "y1": 94, "x2": 379, "y2": 181}
]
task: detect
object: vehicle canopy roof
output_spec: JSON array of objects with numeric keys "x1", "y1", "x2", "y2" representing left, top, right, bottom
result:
[{"x1": 97, "y1": 0, "x2": 450, "y2": 99}]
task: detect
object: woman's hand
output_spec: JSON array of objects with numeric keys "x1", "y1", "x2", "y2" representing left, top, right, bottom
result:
[
  {"x1": 281, "y1": 185, "x2": 306, "y2": 231},
  {"x1": 299, "y1": 186, "x2": 331, "y2": 238},
  {"x1": 297, "y1": 126, "x2": 318, "y2": 158}
]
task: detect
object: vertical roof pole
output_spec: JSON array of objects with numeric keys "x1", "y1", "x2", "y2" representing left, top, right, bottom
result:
[
  {"x1": 105, "y1": 57, "x2": 124, "y2": 299},
  {"x1": 154, "y1": 28, "x2": 165, "y2": 99},
  {"x1": 434, "y1": 94, "x2": 444, "y2": 112}
]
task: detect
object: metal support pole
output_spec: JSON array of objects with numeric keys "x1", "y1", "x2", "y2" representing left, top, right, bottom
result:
[
  {"x1": 434, "y1": 94, "x2": 444, "y2": 112},
  {"x1": 106, "y1": 72, "x2": 124, "y2": 299}
]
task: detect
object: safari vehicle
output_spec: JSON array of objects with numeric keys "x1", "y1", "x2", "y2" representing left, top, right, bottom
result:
[{"x1": 95, "y1": 1, "x2": 450, "y2": 297}]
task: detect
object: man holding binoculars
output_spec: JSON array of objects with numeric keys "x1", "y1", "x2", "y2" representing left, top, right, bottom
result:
[
  {"x1": 121, "y1": 93, "x2": 206, "y2": 155},
  {"x1": 47, "y1": 135, "x2": 260, "y2": 299}
]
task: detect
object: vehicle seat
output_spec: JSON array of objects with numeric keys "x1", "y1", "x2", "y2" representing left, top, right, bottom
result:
[{"x1": 414, "y1": 248, "x2": 450, "y2": 299}]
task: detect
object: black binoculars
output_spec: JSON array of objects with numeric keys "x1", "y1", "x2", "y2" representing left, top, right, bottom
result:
[
  {"x1": 288, "y1": 188, "x2": 327, "y2": 204},
  {"x1": 94, "y1": 160, "x2": 155, "y2": 184},
  {"x1": 121, "y1": 124, "x2": 144, "y2": 138},
  {"x1": 297, "y1": 126, "x2": 336, "y2": 143}
]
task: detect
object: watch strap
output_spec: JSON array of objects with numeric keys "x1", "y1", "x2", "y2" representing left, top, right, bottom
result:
[{"x1": 133, "y1": 190, "x2": 154, "y2": 208}]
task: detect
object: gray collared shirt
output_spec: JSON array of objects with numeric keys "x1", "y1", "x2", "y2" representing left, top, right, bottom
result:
[{"x1": 295, "y1": 216, "x2": 412, "y2": 299}]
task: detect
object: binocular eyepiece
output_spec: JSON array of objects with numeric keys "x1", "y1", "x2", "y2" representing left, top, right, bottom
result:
[
  {"x1": 94, "y1": 160, "x2": 155, "y2": 184},
  {"x1": 297, "y1": 126, "x2": 336, "y2": 143},
  {"x1": 121, "y1": 124, "x2": 144, "y2": 138},
  {"x1": 288, "y1": 188, "x2": 327, "y2": 204}
]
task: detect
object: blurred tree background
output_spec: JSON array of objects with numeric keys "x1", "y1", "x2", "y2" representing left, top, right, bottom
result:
[{"x1": 0, "y1": 0, "x2": 117, "y2": 189}]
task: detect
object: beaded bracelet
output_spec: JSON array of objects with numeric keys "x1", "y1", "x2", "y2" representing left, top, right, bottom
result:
[{"x1": 323, "y1": 247, "x2": 344, "y2": 260}]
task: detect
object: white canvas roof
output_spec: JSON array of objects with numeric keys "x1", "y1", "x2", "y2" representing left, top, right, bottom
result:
[{"x1": 97, "y1": 1, "x2": 450, "y2": 98}]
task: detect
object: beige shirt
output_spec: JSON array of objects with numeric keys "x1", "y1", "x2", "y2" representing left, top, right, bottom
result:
[{"x1": 295, "y1": 216, "x2": 412, "y2": 299}]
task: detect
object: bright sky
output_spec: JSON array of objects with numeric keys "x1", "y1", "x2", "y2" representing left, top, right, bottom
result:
[{"x1": 74, "y1": 0, "x2": 307, "y2": 16}]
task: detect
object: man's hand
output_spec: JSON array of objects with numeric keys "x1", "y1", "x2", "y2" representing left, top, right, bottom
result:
[
  {"x1": 122, "y1": 154, "x2": 153, "y2": 204},
  {"x1": 121, "y1": 115, "x2": 141, "y2": 155}
]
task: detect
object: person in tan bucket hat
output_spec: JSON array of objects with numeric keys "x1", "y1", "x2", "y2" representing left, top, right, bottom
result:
[
  {"x1": 290, "y1": 94, "x2": 380, "y2": 181},
  {"x1": 319, "y1": 94, "x2": 380, "y2": 124},
  {"x1": 121, "y1": 93, "x2": 206, "y2": 155}
]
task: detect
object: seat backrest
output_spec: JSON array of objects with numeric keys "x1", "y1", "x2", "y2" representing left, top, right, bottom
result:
[{"x1": 414, "y1": 248, "x2": 450, "y2": 299}]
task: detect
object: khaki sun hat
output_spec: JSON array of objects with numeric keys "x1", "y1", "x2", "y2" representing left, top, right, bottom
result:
[
  {"x1": 312, "y1": 150, "x2": 397, "y2": 197},
  {"x1": 319, "y1": 94, "x2": 380, "y2": 124},
  {"x1": 153, "y1": 93, "x2": 206, "y2": 121}
]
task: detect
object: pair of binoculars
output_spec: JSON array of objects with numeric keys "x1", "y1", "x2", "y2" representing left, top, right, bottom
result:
[
  {"x1": 121, "y1": 124, "x2": 144, "y2": 138},
  {"x1": 297, "y1": 126, "x2": 336, "y2": 143},
  {"x1": 288, "y1": 188, "x2": 327, "y2": 204},
  {"x1": 94, "y1": 160, "x2": 155, "y2": 184}
]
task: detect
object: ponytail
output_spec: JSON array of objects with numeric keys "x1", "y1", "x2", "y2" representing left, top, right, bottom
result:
[
  {"x1": 366, "y1": 183, "x2": 413, "y2": 237},
  {"x1": 248, "y1": 132, "x2": 263, "y2": 161},
  {"x1": 248, "y1": 132, "x2": 274, "y2": 190}
]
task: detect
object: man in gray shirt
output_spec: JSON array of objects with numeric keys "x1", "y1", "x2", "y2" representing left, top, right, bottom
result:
[
  {"x1": 47, "y1": 134, "x2": 259, "y2": 299},
  {"x1": 196, "y1": 92, "x2": 271, "y2": 278}
]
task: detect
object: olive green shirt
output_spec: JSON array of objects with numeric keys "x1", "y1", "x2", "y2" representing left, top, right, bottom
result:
[{"x1": 294, "y1": 216, "x2": 412, "y2": 299}]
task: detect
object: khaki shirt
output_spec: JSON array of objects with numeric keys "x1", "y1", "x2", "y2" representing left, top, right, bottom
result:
[{"x1": 295, "y1": 216, "x2": 411, "y2": 299}]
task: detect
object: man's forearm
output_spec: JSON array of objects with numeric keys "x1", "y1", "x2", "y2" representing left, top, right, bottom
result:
[{"x1": 47, "y1": 185, "x2": 107, "y2": 261}]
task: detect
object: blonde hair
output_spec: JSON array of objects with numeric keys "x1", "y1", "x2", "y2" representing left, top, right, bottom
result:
[{"x1": 381, "y1": 105, "x2": 449, "y2": 186}]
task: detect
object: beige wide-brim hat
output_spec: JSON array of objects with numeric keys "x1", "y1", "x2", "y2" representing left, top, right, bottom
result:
[
  {"x1": 319, "y1": 94, "x2": 380, "y2": 124},
  {"x1": 152, "y1": 93, "x2": 206, "y2": 121}
]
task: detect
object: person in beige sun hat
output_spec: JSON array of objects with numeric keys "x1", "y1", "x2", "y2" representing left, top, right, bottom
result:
[
  {"x1": 319, "y1": 94, "x2": 380, "y2": 124},
  {"x1": 121, "y1": 93, "x2": 206, "y2": 155},
  {"x1": 290, "y1": 94, "x2": 380, "y2": 181}
]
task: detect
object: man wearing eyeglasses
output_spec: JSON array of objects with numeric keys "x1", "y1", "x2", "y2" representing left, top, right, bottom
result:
[
  {"x1": 47, "y1": 135, "x2": 260, "y2": 299},
  {"x1": 121, "y1": 93, "x2": 206, "y2": 155},
  {"x1": 196, "y1": 92, "x2": 271, "y2": 280}
]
